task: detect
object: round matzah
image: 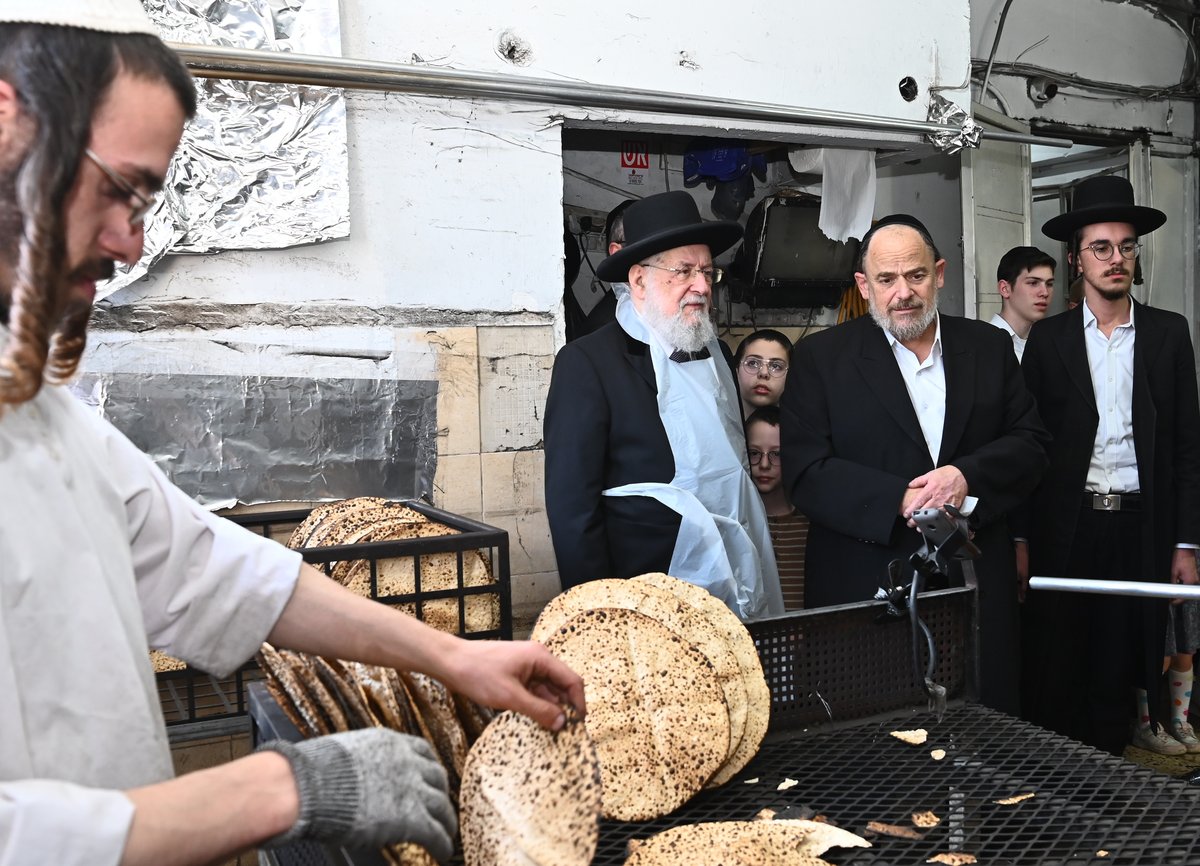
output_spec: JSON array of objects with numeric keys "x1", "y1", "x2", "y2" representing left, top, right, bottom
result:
[
  {"x1": 347, "y1": 662, "x2": 409, "y2": 732},
  {"x1": 328, "y1": 518, "x2": 453, "y2": 585},
  {"x1": 381, "y1": 844, "x2": 438, "y2": 866},
  {"x1": 624, "y1": 820, "x2": 870, "y2": 866},
  {"x1": 452, "y1": 693, "x2": 495, "y2": 745},
  {"x1": 310, "y1": 656, "x2": 374, "y2": 730},
  {"x1": 257, "y1": 644, "x2": 327, "y2": 737},
  {"x1": 283, "y1": 650, "x2": 350, "y2": 734},
  {"x1": 459, "y1": 710, "x2": 601, "y2": 866},
  {"x1": 326, "y1": 515, "x2": 439, "y2": 582},
  {"x1": 287, "y1": 497, "x2": 388, "y2": 549},
  {"x1": 343, "y1": 545, "x2": 499, "y2": 635},
  {"x1": 531, "y1": 578, "x2": 748, "y2": 769},
  {"x1": 542, "y1": 608, "x2": 730, "y2": 821},
  {"x1": 401, "y1": 671, "x2": 470, "y2": 783},
  {"x1": 307, "y1": 504, "x2": 428, "y2": 560},
  {"x1": 149, "y1": 649, "x2": 187, "y2": 673},
  {"x1": 634, "y1": 573, "x2": 771, "y2": 786}
]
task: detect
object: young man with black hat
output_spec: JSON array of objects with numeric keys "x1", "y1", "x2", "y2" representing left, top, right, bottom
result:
[
  {"x1": 779, "y1": 214, "x2": 1049, "y2": 715},
  {"x1": 544, "y1": 190, "x2": 784, "y2": 621},
  {"x1": 0, "y1": 3, "x2": 583, "y2": 863},
  {"x1": 1019, "y1": 175, "x2": 1200, "y2": 756}
]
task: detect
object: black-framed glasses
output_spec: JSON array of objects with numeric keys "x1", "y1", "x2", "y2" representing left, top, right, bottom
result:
[
  {"x1": 85, "y1": 148, "x2": 156, "y2": 226},
  {"x1": 1081, "y1": 240, "x2": 1141, "y2": 261},
  {"x1": 748, "y1": 448, "x2": 781, "y2": 467},
  {"x1": 740, "y1": 357, "x2": 788, "y2": 378},
  {"x1": 638, "y1": 262, "x2": 724, "y2": 285}
]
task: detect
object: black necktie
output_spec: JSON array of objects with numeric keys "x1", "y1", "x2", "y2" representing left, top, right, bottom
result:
[{"x1": 669, "y1": 347, "x2": 711, "y2": 363}]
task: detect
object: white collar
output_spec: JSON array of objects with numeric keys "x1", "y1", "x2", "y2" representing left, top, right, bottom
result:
[{"x1": 1082, "y1": 298, "x2": 1135, "y2": 331}]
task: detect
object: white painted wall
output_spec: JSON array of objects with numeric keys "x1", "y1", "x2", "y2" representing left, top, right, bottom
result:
[
  {"x1": 343, "y1": 0, "x2": 970, "y2": 122},
  {"x1": 113, "y1": 93, "x2": 566, "y2": 314},
  {"x1": 970, "y1": 0, "x2": 1194, "y2": 135},
  {"x1": 112, "y1": 1, "x2": 971, "y2": 319}
]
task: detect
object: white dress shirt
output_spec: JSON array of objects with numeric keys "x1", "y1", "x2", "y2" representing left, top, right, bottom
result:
[
  {"x1": 989, "y1": 313, "x2": 1026, "y2": 361},
  {"x1": 0, "y1": 323, "x2": 302, "y2": 865},
  {"x1": 885, "y1": 314, "x2": 946, "y2": 465},
  {"x1": 1082, "y1": 301, "x2": 1140, "y2": 494}
]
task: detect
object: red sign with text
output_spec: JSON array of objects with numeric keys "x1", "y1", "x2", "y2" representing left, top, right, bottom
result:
[{"x1": 621, "y1": 141, "x2": 650, "y2": 170}]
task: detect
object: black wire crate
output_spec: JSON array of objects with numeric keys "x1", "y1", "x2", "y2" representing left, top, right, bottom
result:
[
  {"x1": 156, "y1": 661, "x2": 261, "y2": 726},
  {"x1": 155, "y1": 501, "x2": 510, "y2": 729},
  {"x1": 228, "y1": 501, "x2": 512, "y2": 642}
]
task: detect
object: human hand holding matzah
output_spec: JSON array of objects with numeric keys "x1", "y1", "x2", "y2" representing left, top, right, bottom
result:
[{"x1": 437, "y1": 638, "x2": 587, "y2": 732}]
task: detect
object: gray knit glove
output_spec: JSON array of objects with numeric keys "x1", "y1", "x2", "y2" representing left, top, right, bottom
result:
[{"x1": 259, "y1": 728, "x2": 455, "y2": 861}]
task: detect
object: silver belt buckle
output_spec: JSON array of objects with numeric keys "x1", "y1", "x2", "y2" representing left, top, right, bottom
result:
[{"x1": 1093, "y1": 493, "x2": 1121, "y2": 512}]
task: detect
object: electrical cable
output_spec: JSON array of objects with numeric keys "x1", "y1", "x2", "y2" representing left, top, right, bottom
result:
[
  {"x1": 972, "y1": 60, "x2": 1195, "y2": 99},
  {"x1": 980, "y1": 0, "x2": 1018, "y2": 105}
]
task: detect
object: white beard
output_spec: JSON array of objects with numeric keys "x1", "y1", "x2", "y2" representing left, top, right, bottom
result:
[
  {"x1": 869, "y1": 294, "x2": 938, "y2": 342},
  {"x1": 641, "y1": 291, "x2": 716, "y2": 352}
]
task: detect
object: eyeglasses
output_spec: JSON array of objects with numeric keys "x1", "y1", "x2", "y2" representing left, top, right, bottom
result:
[
  {"x1": 740, "y1": 357, "x2": 788, "y2": 378},
  {"x1": 85, "y1": 148, "x2": 156, "y2": 226},
  {"x1": 1081, "y1": 240, "x2": 1141, "y2": 261},
  {"x1": 748, "y1": 448, "x2": 781, "y2": 467},
  {"x1": 638, "y1": 262, "x2": 724, "y2": 285}
]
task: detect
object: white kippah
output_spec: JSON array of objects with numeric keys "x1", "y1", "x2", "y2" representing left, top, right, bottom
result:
[{"x1": 1, "y1": 0, "x2": 158, "y2": 36}]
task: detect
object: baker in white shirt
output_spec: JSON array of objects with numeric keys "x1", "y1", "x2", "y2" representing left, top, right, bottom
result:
[
  {"x1": 987, "y1": 246, "x2": 1056, "y2": 361},
  {"x1": 0, "y1": 5, "x2": 584, "y2": 865},
  {"x1": 1020, "y1": 174, "x2": 1200, "y2": 758}
]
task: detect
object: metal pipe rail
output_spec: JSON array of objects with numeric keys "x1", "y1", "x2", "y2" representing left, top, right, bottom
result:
[
  {"x1": 1029, "y1": 575, "x2": 1200, "y2": 599},
  {"x1": 169, "y1": 43, "x2": 1071, "y2": 148}
]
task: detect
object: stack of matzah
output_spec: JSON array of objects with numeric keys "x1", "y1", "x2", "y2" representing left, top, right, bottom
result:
[
  {"x1": 256, "y1": 642, "x2": 497, "y2": 866},
  {"x1": 149, "y1": 498, "x2": 499, "y2": 675},
  {"x1": 287, "y1": 496, "x2": 500, "y2": 636},
  {"x1": 529, "y1": 573, "x2": 772, "y2": 821}
]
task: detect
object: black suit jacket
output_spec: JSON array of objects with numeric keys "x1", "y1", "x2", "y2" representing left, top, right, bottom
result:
[
  {"x1": 544, "y1": 321, "x2": 740, "y2": 588},
  {"x1": 779, "y1": 314, "x2": 1049, "y2": 712},
  {"x1": 1019, "y1": 301, "x2": 1200, "y2": 742},
  {"x1": 1020, "y1": 300, "x2": 1200, "y2": 580}
]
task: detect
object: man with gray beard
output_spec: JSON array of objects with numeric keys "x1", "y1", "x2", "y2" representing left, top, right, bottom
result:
[
  {"x1": 545, "y1": 191, "x2": 783, "y2": 621},
  {"x1": 779, "y1": 214, "x2": 1048, "y2": 713}
]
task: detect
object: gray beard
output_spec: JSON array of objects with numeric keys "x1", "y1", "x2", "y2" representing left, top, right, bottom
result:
[
  {"x1": 869, "y1": 296, "x2": 938, "y2": 343},
  {"x1": 641, "y1": 296, "x2": 716, "y2": 352}
]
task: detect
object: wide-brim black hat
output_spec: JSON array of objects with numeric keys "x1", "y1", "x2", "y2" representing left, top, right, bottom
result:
[
  {"x1": 1041, "y1": 175, "x2": 1166, "y2": 241},
  {"x1": 596, "y1": 190, "x2": 743, "y2": 281}
]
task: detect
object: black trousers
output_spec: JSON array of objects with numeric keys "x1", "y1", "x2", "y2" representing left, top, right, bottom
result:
[{"x1": 1022, "y1": 507, "x2": 1165, "y2": 756}]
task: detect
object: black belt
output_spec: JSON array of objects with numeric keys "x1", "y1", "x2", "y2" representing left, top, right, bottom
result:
[{"x1": 1083, "y1": 492, "x2": 1142, "y2": 512}]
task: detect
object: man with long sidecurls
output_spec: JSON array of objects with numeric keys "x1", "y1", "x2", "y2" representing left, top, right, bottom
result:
[
  {"x1": 1020, "y1": 176, "x2": 1200, "y2": 756},
  {"x1": 0, "y1": 4, "x2": 583, "y2": 864}
]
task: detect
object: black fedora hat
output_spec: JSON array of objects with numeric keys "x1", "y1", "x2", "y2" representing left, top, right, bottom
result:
[
  {"x1": 1041, "y1": 175, "x2": 1166, "y2": 241},
  {"x1": 596, "y1": 191, "x2": 743, "y2": 282}
]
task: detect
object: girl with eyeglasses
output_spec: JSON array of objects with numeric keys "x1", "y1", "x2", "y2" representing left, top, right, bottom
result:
[
  {"x1": 745, "y1": 406, "x2": 808, "y2": 610},
  {"x1": 733, "y1": 329, "x2": 793, "y2": 420}
]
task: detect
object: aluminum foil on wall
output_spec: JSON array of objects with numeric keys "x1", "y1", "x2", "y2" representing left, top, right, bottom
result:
[
  {"x1": 926, "y1": 93, "x2": 982, "y2": 155},
  {"x1": 74, "y1": 373, "x2": 438, "y2": 509},
  {"x1": 97, "y1": 0, "x2": 349, "y2": 300}
]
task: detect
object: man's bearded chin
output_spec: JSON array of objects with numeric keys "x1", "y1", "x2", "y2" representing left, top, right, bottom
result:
[
  {"x1": 1093, "y1": 266, "x2": 1132, "y2": 302},
  {"x1": 643, "y1": 291, "x2": 716, "y2": 352},
  {"x1": 869, "y1": 293, "x2": 938, "y2": 343}
]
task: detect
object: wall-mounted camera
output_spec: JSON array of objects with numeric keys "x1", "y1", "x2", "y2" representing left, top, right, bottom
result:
[{"x1": 1027, "y1": 76, "x2": 1059, "y2": 104}]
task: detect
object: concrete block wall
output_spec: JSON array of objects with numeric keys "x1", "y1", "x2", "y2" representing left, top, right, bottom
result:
[{"x1": 428, "y1": 324, "x2": 558, "y2": 633}]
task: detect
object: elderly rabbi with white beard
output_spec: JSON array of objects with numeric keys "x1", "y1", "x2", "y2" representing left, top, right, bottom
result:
[
  {"x1": 544, "y1": 191, "x2": 783, "y2": 622},
  {"x1": 779, "y1": 213, "x2": 1049, "y2": 716}
]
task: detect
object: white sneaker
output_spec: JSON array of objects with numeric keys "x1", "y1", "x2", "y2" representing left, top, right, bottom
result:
[
  {"x1": 1132, "y1": 723, "x2": 1187, "y2": 755},
  {"x1": 1169, "y1": 721, "x2": 1200, "y2": 754}
]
